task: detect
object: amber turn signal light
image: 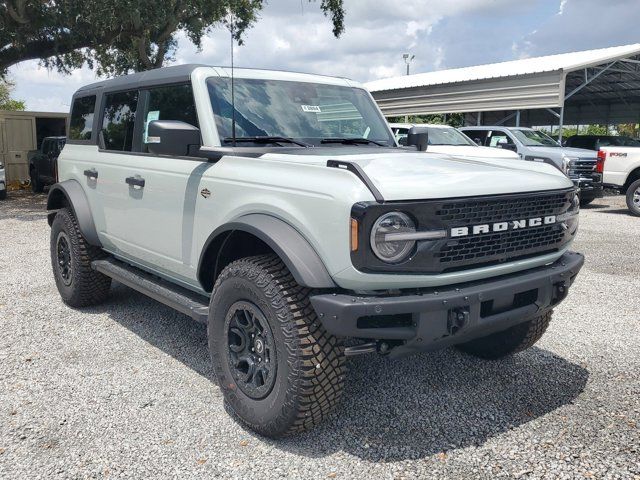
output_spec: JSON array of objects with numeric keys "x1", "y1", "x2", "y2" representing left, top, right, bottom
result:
[{"x1": 350, "y1": 218, "x2": 359, "y2": 252}]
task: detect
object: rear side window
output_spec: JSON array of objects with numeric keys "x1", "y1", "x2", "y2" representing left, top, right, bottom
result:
[
  {"x1": 142, "y1": 84, "x2": 198, "y2": 151},
  {"x1": 69, "y1": 96, "x2": 96, "y2": 140},
  {"x1": 101, "y1": 90, "x2": 138, "y2": 151}
]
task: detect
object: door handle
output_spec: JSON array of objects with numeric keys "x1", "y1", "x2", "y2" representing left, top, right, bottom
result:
[
  {"x1": 125, "y1": 175, "x2": 145, "y2": 188},
  {"x1": 83, "y1": 168, "x2": 98, "y2": 179}
]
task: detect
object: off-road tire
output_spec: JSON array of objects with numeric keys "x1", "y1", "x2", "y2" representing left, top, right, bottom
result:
[
  {"x1": 50, "y1": 208, "x2": 111, "y2": 307},
  {"x1": 30, "y1": 169, "x2": 44, "y2": 193},
  {"x1": 626, "y1": 179, "x2": 640, "y2": 217},
  {"x1": 456, "y1": 311, "x2": 553, "y2": 360},
  {"x1": 0, "y1": 189, "x2": 6, "y2": 200},
  {"x1": 208, "y1": 254, "x2": 345, "y2": 437},
  {"x1": 579, "y1": 197, "x2": 594, "y2": 207}
]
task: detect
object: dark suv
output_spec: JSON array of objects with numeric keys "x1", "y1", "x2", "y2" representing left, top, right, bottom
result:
[
  {"x1": 28, "y1": 136, "x2": 66, "y2": 192},
  {"x1": 564, "y1": 135, "x2": 640, "y2": 151}
]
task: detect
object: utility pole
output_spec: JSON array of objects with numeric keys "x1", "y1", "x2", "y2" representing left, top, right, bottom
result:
[{"x1": 402, "y1": 53, "x2": 415, "y2": 122}]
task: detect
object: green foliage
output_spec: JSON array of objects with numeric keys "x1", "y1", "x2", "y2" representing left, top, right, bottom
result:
[
  {"x1": 1, "y1": 0, "x2": 345, "y2": 76},
  {"x1": 0, "y1": 80, "x2": 25, "y2": 110}
]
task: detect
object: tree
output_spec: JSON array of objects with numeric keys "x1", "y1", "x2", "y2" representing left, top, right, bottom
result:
[
  {"x1": 0, "y1": 80, "x2": 25, "y2": 110},
  {"x1": 1, "y1": 0, "x2": 345, "y2": 76},
  {"x1": 388, "y1": 113, "x2": 465, "y2": 127}
]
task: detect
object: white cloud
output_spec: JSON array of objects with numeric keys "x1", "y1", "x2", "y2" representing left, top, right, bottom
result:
[{"x1": 6, "y1": 0, "x2": 638, "y2": 112}]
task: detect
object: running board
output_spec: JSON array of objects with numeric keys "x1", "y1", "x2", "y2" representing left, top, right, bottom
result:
[{"x1": 92, "y1": 258, "x2": 209, "y2": 324}]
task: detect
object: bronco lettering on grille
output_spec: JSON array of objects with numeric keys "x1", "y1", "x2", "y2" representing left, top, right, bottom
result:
[{"x1": 450, "y1": 216, "x2": 557, "y2": 237}]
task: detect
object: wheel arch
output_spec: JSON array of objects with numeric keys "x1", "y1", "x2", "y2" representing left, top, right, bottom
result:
[
  {"x1": 197, "y1": 214, "x2": 336, "y2": 292},
  {"x1": 624, "y1": 166, "x2": 640, "y2": 191},
  {"x1": 47, "y1": 180, "x2": 102, "y2": 247}
]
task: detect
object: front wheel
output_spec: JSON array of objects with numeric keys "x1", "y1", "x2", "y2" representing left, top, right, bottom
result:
[
  {"x1": 579, "y1": 197, "x2": 594, "y2": 207},
  {"x1": 626, "y1": 179, "x2": 640, "y2": 217},
  {"x1": 0, "y1": 189, "x2": 6, "y2": 200},
  {"x1": 456, "y1": 311, "x2": 553, "y2": 360},
  {"x1": 208, "y1": 254, "x2": 345, "y2": 437}
]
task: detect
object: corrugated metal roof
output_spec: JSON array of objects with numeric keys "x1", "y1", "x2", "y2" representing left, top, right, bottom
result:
[{"x1": 365, "y1": 44, "x2": 640, "y2": 92}]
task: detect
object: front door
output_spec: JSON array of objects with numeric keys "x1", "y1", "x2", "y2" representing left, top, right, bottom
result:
[{"x1": 94, "y1": 83, "x2": 204, "y2": 284}]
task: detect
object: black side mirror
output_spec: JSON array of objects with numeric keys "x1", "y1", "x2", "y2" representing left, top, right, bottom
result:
[
  {"x1": 147, "y1": 120, "x2": 201, "y2": 157},
  {"x1": 406, "y1": 126, "x2": 429, "y2": 152}
]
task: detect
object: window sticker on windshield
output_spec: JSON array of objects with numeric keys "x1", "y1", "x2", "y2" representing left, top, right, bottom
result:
[
  {"x1": 143, "y1": 110, "x2": 160, "y2": 143},
  {"x1": 301, "y1": 105, "x2": 321, "y2": 113}
]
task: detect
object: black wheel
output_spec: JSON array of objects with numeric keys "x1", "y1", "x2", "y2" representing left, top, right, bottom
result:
[
  {"x1": 30, "y1": 169, "x2": 44, "y2": 193},
  {"x1": 208, "y1": 254, "x2": 345, "y2": 437},
  {"x1": 0, "y1": 189, "x2": 6, "y2": 200},
  {"x1": 456, "y1": 311, "x2": 553, "y2": 360},
  {"x1": 626, "y1": 179, "x2": 640, "y2": 217},
  {"x1": 50, "y1": 208, "x2": 111, "y2": 307},
  {"x1": 579, "y1": 197, "x2": 594, "y2": 207}
]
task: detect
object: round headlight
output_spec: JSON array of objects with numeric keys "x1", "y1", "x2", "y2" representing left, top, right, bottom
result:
[{"x1": 370, "y1": 212, "x2": 416, "y2": 263}]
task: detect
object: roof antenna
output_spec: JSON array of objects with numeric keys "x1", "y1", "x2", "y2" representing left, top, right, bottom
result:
[{"x1": 229, "y1": 5, "x2": 237, "y2": 147}]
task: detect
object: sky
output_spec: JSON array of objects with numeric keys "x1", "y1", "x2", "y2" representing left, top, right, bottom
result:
[{"x1": 8, "y1": 0, "x2": 640, "y2": 112}]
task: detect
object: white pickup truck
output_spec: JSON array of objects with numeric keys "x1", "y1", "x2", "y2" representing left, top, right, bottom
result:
[{"x1": 600, "y1": 146, "x2": 640, "y2": 216}]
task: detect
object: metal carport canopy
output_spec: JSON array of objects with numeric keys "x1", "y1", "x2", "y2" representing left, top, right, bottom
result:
[{"x1": 364, "y1": 44, "x2": 640, "y2": 121}]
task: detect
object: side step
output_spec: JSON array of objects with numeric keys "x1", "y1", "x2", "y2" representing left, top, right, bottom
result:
[{"x1": 92, "y1": 258, "x2": 210, "y2": 324}]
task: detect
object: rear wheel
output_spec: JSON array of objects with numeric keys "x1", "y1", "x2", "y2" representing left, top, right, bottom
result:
[
  {"x1": 626, "y1": 179, "x2": 640, "y2": 217},
  {"x1": 30, "y1": 169, "x2": 44, "y2": 193},
  {"x1": 456, "y1": 311, "x2": 553, "y2": 360},
  {"x1": 50, "y1": 208, "x2": 111, "y2": 307},
  {"x1": 208, "y1": 254, "x2": 345, "y2": 437}
]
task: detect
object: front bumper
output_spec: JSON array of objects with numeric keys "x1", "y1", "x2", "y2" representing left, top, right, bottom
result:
[
  {"x1": 572, "y1": 176, "x2": 603, "y2": 201},
  {"x1": 311, "y1": 251, "x2": 584, "y2": 358}
]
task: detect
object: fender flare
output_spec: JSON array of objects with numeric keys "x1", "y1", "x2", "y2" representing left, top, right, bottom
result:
[
  {"x1": 198, "y1": 214, "x2": 336, "y2": 289},
  {"x1": 47, "y1": 180, "x2": 102, "y2": 247}
]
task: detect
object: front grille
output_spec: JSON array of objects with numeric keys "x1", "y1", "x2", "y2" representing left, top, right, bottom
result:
[
  {"x1": 350, "y1": 188, "x2": 576, "y2": 275},
  {"x1": 438, "y1": 224, "x2": 565, "y2": 264},
  {"x1": 436, "y1": 192, "x2": 568, "y2": 225},
  {"x1": 569, "y1": 159, "x2": 596, "y2": 176},
  {"x1": 434, "y1": 190, "x2": 573, "y2": 271}
]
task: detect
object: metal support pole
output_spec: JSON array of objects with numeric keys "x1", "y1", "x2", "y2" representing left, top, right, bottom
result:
[
  {"x1": 558, "y1": 106, "x2": 565, "y2": 143},
  {"x1": 516, "y1": 110, "x2": 521, "y2": 127},
  {"x1": 477, "y1": 112, "x2": 482, "y2": 126}
]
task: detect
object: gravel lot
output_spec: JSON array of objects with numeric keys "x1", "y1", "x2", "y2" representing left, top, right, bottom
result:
[{"x1": 1, "y1": 191, "x2": 639, "y2": 479}]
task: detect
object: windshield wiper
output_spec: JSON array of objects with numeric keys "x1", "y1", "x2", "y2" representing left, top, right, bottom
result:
[
  {"x1": 223, "y1": 136, "x2": 311, "y2": 147},
  {"x1": 320, "y1": 137, "x2": 386, "y2": 146}
]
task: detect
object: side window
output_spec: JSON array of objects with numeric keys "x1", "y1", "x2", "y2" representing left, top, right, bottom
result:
[
  {"x1": 464, "y1": 130, "x2": 488, "y2": 146},
  {"x1": 69, "y1": 96, "x2": 96, "y2": 141},
  {"x1": 488, "y1": 132, "x2": 514, "y2": 147},
  {"x1": 101, "y1": 90, "x2": 138, "y2": 151},
  {"x1": 42, "y1": 139, "x2": 51, "y2": 154},
  {"x1": 142, "y1": 84, "x2": 198, "y2": 152}
]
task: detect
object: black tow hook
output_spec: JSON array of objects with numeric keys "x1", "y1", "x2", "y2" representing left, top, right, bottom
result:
[{"x1": 447, "y1": 307, "x2": 469, "y2": 335}]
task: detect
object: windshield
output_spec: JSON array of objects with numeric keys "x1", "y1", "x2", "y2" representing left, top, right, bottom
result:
[
  {"x1": 207, "y1": 77, "x2": 395, "y2": 147},
  {"x1": 512, "y1": 129, "x2": 559, "y2": 147}
]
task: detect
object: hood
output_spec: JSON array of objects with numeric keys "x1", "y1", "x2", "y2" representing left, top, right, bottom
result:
[
  {"x1": 260, "y1": 149, "x2": 573, "y2": 201},
  {"x1": 528, "y1": 145, "x2": 597, "y2": 160},
  {"x1": 427, "y1": 145, "x2": 519, "y2": 159}
]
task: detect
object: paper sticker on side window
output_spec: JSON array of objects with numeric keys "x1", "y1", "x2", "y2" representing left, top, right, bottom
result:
[{"x1": 301, "y1": 105, "x2": 321, "y2": 113}]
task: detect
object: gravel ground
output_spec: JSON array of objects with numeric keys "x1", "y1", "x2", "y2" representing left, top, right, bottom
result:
[{"x1": 0, "y1": 191, "x2": 639, "y2": 480}]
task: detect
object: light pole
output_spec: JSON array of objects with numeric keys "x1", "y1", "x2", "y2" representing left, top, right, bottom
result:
[
  {"x1": 403, "y1": 53, "x2": 415, "y2": 75},
  {"x1": 402, "y1": 54, "x2": 415, "y2": 121}
]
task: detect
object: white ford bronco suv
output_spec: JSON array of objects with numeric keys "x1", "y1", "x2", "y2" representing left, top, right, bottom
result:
[{"x1": 48, "y1": 65, "x2": 584, "y2": 437}]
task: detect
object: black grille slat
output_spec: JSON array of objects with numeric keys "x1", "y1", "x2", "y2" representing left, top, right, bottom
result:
[{"x1": 436, "y1": 192, "x2": 568, "y2": 225}]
